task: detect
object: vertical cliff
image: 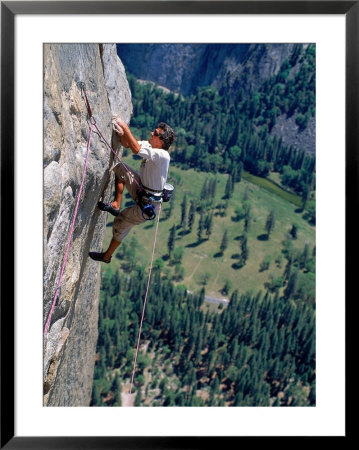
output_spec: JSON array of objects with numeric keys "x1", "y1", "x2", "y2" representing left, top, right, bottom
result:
[{"x1": 43, "y1": 43, "x2": 132, "y2": 406}]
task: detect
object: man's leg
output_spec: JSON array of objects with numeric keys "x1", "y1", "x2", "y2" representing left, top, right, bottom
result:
[
  {"x1": 111, "y1": 176, "x2": 124, "y2": 210},
  {"x1": 89, "y1": 237, "x2": 121, "y2": 263},
  {"x1": 103, "y1": 238, "x2": 121, "y2": 261},
  {"x1": 90, "y1": 203, "x2": 144, "y2": 263}
]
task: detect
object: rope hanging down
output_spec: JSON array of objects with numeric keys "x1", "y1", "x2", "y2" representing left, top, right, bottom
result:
[
  {"x1": 128, "y1": 203, "x2": 162, "y2": 404},
  {"x1": 44, "y1": 82, "x2": 138, "y2": 337},
  {"x1": 43, "y1": 121, "x2": 94, "y2": 337},
  {"x1": 79, "y1": 84, "x2": 163, "y2": 401},
  {"x1": 44, "y1": 83, "x2": 163, "y2": 403}
]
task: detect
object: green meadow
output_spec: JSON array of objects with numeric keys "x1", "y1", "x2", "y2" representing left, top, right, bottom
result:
[{"x1": 103, "y1": 155, "x2": 315, "y2": 300}]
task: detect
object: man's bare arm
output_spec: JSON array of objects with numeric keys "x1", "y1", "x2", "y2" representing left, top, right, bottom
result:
[{"x1": 113, "y1": 118, "x2": 140, "y2": 154}]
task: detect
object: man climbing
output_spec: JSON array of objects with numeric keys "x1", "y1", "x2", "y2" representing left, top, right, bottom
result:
[{"x1": 89, "y1": 116, "x2": 176, "y2": 263}]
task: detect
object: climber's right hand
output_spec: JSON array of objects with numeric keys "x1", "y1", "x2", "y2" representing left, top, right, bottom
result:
[
  {"x1": 112, "y1": 115, "x2": 127, "y2": 130},
  {"x1": 113, "y1": 122, "x2": 124, "y2": 136}
]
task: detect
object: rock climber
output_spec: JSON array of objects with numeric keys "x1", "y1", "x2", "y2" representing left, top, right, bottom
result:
[{"x1": 89, "y1": 116, "x2": 176, "y2": 263}]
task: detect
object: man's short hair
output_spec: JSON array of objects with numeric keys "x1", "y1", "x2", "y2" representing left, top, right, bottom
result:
[{"x1": 158, "y1": 122, "x2": 176, "y2": 150}]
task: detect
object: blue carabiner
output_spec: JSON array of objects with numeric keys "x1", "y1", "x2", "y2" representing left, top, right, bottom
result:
[{"x1": 142, "y1": 203, "x2": 156, "y2": 220}]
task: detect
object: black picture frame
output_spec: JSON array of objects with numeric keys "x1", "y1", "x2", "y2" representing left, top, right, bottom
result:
[{"x1": 1, "y1": 1, "x2": 354, "y2": 447}]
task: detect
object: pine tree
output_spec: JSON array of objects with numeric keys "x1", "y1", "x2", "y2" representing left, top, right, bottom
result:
[
  {"x1": 290, "y1": 223, "x2": 298, "y2": 239},
  {"x1": 265, "y1": 209, "x2": 276, "y2": 239},
  {"x1": 112, "y1": 373, "x2": 122, "y2": 406},
  {"x1": 224, "y1": 175, "x2": 233, "y2": 199},
  {"x1": 188, "y1": 201, "x2": 196, "y2": 232},
  {"x1": 168, "y1": 225, "x2": 176, "y2": 257},
  {"x1": 200, "y1": 179, "x2": 208, "y2": 201},
  {"x1": 243, "y1": 202, "x2": 252, "y2": 233},
  {"x1": 220, "y1": 230, "x2": 228, "y2": 254},
  {"x1": 91, "y1": 383, "x2": 102, "y2": 406},
  {"x1": 240, "y1": 233, "x2": 249, "y2": 266},
  {"x1": 231, "y1": 167, "x2": 238, "y2": 188},
  {"x1": 209, "y1": 375, "x2": 220, "y2": 405},
  {"x1": 209, "y1": 178, "x2": 217, "y2": 199},
  {"x1": 204, "y1": 213, "x2": 214, "y2": 239},
  {"x1": 284, "y1": 269, "x2": 299, "y2": 300},
  {"x1": 301, "y1": 241, "x2": 310, "y2": 269},
  {"x1": 197, "y1": 211, "x2": 204, "y2": 242},
  {"x1": 301, "y1": 184, "x2": 310, "y2": 209},
  {"x1": 167, "y1": 191, "x2": 175, "y2": 219},
  {"x1": 221, "y1": 279, "x2": 232, "y2": 296},
  {"x1": 180, "y1": 194, "x2": 188, "y2": 230}
]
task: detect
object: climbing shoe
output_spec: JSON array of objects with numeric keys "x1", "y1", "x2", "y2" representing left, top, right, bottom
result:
[
  {"x1": 89, "y1": 252, "x2": 112, "y2": 264},
  {"x1": 98, "y1": 201, "x2": 120, "y2": 217}
]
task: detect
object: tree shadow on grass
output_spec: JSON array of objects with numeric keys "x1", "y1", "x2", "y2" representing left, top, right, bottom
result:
[
  {"x1": 178, "y1": 229, "x2": 191, "y2": 237},
  {"x1": 232, "y1": 261, "x2": 244, "y2": 270},
  {"x1": 257, "y1": 233, "x2": 269, "y2": 241},
  {"x1": 186, "y1": 239, "x2": 206, "y2": 248},
  {"x1": 214, "y1": 252, "x2": 223, "y2": 258},
  {"x1": 160, "y1": 209, "x2": 172, "y2": 221},
  {"x1": 231, "y1": 253, "x2": 241, "y2": 259}
]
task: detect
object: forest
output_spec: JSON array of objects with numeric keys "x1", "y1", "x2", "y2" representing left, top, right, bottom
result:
[{"x1": 92, "y1": 263, "x2": 315, "y2": 407}]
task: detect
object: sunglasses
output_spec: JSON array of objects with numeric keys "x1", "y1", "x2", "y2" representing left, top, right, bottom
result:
[{"x1": 152, "y1": 129, "x2": 163, "y2": 138}]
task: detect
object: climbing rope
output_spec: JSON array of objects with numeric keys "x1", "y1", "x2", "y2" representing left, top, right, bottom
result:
[
  {"x1": 44, "y1": 82, "x2": 140, "y2": 337},
  {"x1": 43, "y1": 121, "x2": 94, "y2": 337},
  {"x1": 45, "y1": 82, "x2": 164, "y2": 405},
  {"x1": 128, "y1": 203, "x2": 162, "y2": 405}
]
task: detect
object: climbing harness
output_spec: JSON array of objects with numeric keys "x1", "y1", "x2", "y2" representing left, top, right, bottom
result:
[
  {"x1": 137, "y1": 183, "x2": 174, "y2": 219},
  {"x1": 137, "y1": 190, "x2": 162, "y2": 220}
]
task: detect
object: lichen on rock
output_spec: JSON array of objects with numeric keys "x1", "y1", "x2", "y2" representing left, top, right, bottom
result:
[{"x1": 43, "y1": 43, "x2": 132, "y2": 406}]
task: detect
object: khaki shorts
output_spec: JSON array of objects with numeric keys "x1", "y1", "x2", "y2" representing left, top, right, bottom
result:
[{"x1": 112, "y1": 163, "x2": 161, "y2": 242}]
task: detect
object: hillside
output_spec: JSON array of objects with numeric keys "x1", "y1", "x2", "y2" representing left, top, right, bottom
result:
[
  {"x1": 117, "y1": 43, "x2": 316, "y2": 154},
  {"x1": 116, "y1": 43, "x2": 293, "y2": 96}
]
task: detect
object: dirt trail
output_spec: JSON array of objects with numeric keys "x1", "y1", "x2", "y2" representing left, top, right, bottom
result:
[{"x1": 185, "y1": 255, "x2": 204, "y2": 282}]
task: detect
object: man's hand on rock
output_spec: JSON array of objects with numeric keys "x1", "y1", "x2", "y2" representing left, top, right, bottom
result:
[
  {"x1": 112, "y1": 115, "x2": 140, "y2": 154},
  {"x1": 112, "y1": 115, "x2": 127, "y2": 135},
  {"x1": 113, "y1": 122, "x2": 124, "y2": 136}
]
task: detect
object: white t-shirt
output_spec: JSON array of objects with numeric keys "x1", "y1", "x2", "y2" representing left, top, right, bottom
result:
[{"x1": 138, "y1": 141, "x2": 170, "y2": 194}]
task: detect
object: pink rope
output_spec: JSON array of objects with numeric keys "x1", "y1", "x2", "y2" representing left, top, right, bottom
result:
[
  {"x1": 43, "y1": 122, "x2": 94, "y2": 337},
  {"x1": 127, "y1": 204, "x2": 162, "y2": 406},
  {"x1": 45, "y1": 86, "x2": 165, "y2": 408}
]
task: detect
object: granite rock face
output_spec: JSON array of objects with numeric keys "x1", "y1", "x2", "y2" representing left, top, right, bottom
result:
[{"x1": 43, "y1": 43, "x2": 132, "y2": 406}]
